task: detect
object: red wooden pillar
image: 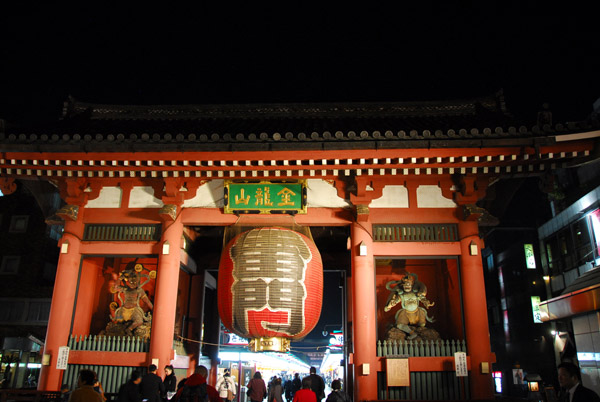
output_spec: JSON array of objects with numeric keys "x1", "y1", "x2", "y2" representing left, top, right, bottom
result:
[
  {"x1": 351, "y1": 218, "x2": 378, "y2": 401},
  {"x1": 38, "y1": 209, "x2": 85, "y2": 391},
  {"x1": 458, "y1": 220, "x2": 493, "y2": 400},
  {"x1": 149, "y1": 209, "x2": 183, "y2": 375}
]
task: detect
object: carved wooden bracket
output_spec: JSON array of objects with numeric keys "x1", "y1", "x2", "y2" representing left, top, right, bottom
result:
[
  {"x1": 0, "y1": 177, "x2": 17, "y2": 195},
  {"x1": 458, "y1": 203, "x2": 499, "y2": 225},
  {"x1": 56, "y1": 204, "x2": 80, "y2": 221},
  {"x1": 54, "y1": 178, "x2": 99, "y2": 206},
  {"x1": 453, "y1": 175, "x2": 488, "y2": 205},
  {"x1": 152, "y1": 178, "x2": 203, "y2": 206},
  {"x1": 159, "y1": 204, "x2": 178, "y2": 221}
]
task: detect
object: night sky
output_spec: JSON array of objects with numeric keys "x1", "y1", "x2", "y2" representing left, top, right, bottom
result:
[{"x1": 1, "y1": 4, "x2": 599, "y2": 125}]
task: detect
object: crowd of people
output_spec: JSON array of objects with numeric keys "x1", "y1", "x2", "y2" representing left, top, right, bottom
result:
[
  {"x1": 52, "y1": 360, "x2": 600, "y2": 402},
  {"x1": 249, "y1": 367, "x2": 347, "y2": 402},
  {"x1": 61, "y1": 365, "x2": 345, "y2": 402},
  {"x1": 61, "y1": 364, "x2": 202, "y2": 402}
]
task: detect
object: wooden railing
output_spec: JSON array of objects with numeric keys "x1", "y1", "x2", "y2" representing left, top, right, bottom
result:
[
  {"x1": 68, "y1": 334, "x2": 149, "y2": 352},
  {"x1": 83, "y1": 224, "x2": 161, "y2": 241},
  {"x1": 377, "y1": 339, "x2": 467, "y2": 357},
  {"x1": 63, "y1": 335, "x2": 151, "y2": 394},
  {"x1": 373, "y1": 224, "x2": 458, "y2": 242},
  {"x1": 377, "y1": 339, "x2": 470, "y2": 401}
]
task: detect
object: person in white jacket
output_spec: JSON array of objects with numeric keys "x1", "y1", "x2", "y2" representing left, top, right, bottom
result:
[{"x1": 216, "y1": 369, "x2": 237, "y2": 402}]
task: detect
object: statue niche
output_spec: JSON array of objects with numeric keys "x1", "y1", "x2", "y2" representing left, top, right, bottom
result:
[
  {"x1": 384, "y1": 272, "x2": 440, "y2": 342},
  {"x1": 101, "y1": 261, "x2": 155, "y2": 339}
]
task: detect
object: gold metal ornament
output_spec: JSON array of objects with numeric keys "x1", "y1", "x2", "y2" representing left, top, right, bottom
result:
[{"x1": 248, "y1": 337, "x2": 291, "y2": 352}]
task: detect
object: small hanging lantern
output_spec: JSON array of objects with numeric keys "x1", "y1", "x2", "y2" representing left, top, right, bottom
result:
[{"x1": 218, "y1": 227, "x2": 323, "y2": 352}]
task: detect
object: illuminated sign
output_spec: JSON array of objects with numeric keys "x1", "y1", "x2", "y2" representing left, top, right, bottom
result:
[
  {"x1": 493, "y1": 371, "x2": 502, "y2": 393},
  {"x1": 524, "y1": 244, "x2": 536, "y2": 269},
  {"x1": 531, "y1": 296, "x2": 542, "y2": 323},
  {"x1": 225, "y1": 333, "x2": 249, "y2": 345},
  {"x1": 328, "y1": 333, "x2": 344, "y2": 347},
  {"x1": 591, "y1": 209, "x2": 600, "y2": 251},
  {"x1": 224, "y1": 181, "x2": 306, "y2": 214}
]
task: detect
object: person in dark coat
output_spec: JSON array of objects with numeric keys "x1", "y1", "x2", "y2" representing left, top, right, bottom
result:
[
  {"x1": 291, "y1": 374, "x2": 301, "y2": 400},
  {"x1": 141, "y1": 364, "x2": 166, "y2": 402},
  {"x1": 117, "y1": 371, "x2": 142, "y2": 402},
  {"x1": 175, "y1": 365, "x2": 220, "y2": 402},
  {"x1": 247, "y1": 371, "x2": 267, "y2": 402},
  {"x1": 164, "y1": 365, "x2": 177, "y2": 400},
  {"x1": 283, "y1": 377, "x2": 294, "y2": 402},
  {"x1": 60, "y1": 384, "x2": 71, "y2": 402},
  {"x1": 307, "y1": 367, "x2": 325, "y2": 402},
  {"x1": 324, "y1": 380, "x2": 347, "y2": 402},
  {"x1": 557, "y1": 362, "x2": 600, "y2": 402}
]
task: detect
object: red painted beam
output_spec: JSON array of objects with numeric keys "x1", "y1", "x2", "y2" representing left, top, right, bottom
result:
[
  {"x1": 376, "y1": 356, "x2": 471, "y2": 372},
  {"x1": 68, "y1": 351, "x2": 148, "y2": 366},
  {"x1": 373, "y1": 242, "x2": 461, "y2": 256},
  {"x1": 79, "y1": 242, "x2": 157, "y2": 255}
]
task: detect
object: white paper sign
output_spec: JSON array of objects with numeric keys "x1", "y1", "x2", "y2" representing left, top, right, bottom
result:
[
  {"x1": 56, "y1": 346, "x2": 69, "y2": 370},
  {"x1": 454, "y1": 351, "x2": 468, "y2": 377}
]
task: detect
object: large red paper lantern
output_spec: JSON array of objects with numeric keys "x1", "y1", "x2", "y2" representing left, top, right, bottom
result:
[{"x1": 218, "y1": 227, "x2": 323, "y2": 352}]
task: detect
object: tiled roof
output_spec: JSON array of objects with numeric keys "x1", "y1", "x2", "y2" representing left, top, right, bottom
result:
[{"x1": 1, "y1": 93, "x2": 599, "y2": 153}]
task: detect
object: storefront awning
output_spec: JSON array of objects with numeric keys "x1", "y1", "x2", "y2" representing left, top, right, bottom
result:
[{"x1": 539, "y1": 266, "x2": 600, "y2": 321}]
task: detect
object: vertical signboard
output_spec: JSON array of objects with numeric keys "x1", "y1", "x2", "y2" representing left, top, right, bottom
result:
[
  {"x1": 524, "y1": 244, "x2": 536, "y2": 269},
  {"x1": 531, "y1": 296, "x2": 542, "y2": 323},
  {"x1": 56, "y1": 346, "x2": 69, "y2": 370},
  {"x1": 454, "y1": 352, "x2": 468, "y2": 377}
]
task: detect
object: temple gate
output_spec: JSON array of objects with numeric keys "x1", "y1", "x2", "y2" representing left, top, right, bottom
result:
[{"x1": 1, "y1": 94, "x2": 598, "y2": 400}]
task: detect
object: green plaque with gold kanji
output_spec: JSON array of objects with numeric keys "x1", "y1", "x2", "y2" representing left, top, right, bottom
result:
[{"x1": 224, "y1": 181, "x2": 307, "y2": 214}]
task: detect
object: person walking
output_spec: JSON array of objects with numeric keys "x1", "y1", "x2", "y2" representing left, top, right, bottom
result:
[
  {"x1": 291, "y1": 374, "x2": 301, "y2": 400},
  {"x1": 268, "y1": 377, "x2": 283, "y2": 402},
  {"x1": 307, "y1": 368, "x2": 325, "y2": 402},
  {"x1": 68, "y1": 369, "x2": 104, "y2": 402},
  {"x1": 60, "y1": 384, "x2": 71, "y2": 402},
  {"x1": 94, "y1": 378, "x2": 107, "y2": 401},
  {"x1": 557, "y1": 362, "x2": 600, "y2": 402},
  {"x1": 216, "y1": 369, "x2": 237, "y2": 402},
  {"x1": 141, "y1": 364, "x2": 166, "y2": 402},
  {"x1": 117, "y1": 371, "x2": 142, "y2": 402},
  {"x1": 247, "y1": 371, "x2": 267, "y2": 402},
  {"x1": 292, "y1": 377, "x2": 315, "y2": 402},
  {"x1": 176, "y1": 365, "x2": 221, "y2": 402},
  {"x1": 324, "y1": 380, "x2": 347, "y2": 402},
  {"x1": 164, "y1": 365, "x2": 177, "y2": 401},
  {"x1": 283, "y1": 376, "x2": 293, "y2": 402}
]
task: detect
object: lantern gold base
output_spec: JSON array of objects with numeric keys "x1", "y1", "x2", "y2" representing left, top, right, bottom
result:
[{"x1": 248, "y1": 337, "x2": 291, "y2": 352}]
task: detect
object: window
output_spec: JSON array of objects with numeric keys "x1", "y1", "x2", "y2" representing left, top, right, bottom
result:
[
  {"x1": 27, "y1": 301, "x2": 51, "y2": 322},
  {"x1": 0, "y1": 301, "x2": 25, "y2": 322},
  {"x1": 0, "y1": 299, "x2": 51, "y2": 324},
  {"x1": 573, "y1": 218, "x2": 593, "y2": 264},
  {"x1": 9, "y1": 215, "x2": 29, "y2": 233},
  {"x1": 0, "y1": 256, "x2": 20, "y2": 274},
  {"x1": 486, "y1": 253, "x2": 494, "y2": 272}
]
